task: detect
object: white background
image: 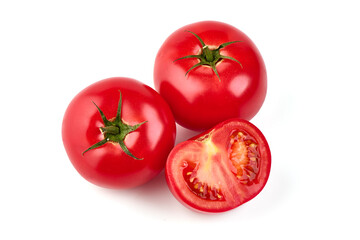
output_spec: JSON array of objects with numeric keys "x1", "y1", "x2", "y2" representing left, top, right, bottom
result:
[{"x1": 1, "y1": 0, "x2": 359, "y2": 239}]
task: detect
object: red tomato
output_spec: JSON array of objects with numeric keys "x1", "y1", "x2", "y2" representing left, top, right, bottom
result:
[
  {"x1": 154, "y1": 21, "x2": 267, "y2": 130},
  {"x1": 166, "y1": 119, "x2": 271, "y2": 213},
  {"x1": 62, "y1": 77, "x2": 176, "y2": 189}
]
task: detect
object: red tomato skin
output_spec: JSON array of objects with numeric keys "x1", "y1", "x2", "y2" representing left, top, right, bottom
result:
[
  {"x1": 154, "y1": 21, "x2": 267, "y2": 130},
  {"x1": 62, "y1": 77, "x2": 176, "y2": 189},
  {"x1": 165, "y1": 118, "x2": 271, "y2": 213}
]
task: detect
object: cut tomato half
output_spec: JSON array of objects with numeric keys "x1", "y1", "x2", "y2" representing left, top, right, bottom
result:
[{"x1": 166, "y1": 119, "x2": 271, "y2": 213}]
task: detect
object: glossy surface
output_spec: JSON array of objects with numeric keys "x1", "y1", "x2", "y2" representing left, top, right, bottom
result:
[
  {"x1": 165, "y1": 119, "x2": 271, "y2": 213},
  {"x1": 62, "y1": 77, "x2": 176, "y2": 188},
  {"x1": 154, "y1": 21, "x2": 267, "y2": 130}
]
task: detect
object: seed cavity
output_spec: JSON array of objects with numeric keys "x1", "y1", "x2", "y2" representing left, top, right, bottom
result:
[
  {"x1": 229, "y1": 131, "x2": 260, "y2": 185},
  {"x1": 182, "y1": 161, "x2": 225, "y2": 201}
]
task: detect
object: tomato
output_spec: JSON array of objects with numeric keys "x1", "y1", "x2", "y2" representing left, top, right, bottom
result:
[
  {"x1": 154, "y1": 21, "x2": 267, "y2": 130},
  {"x1": 166, "y1": 119, "x2": 271, "y2": 213},
  {"x1": 62, "y1": 77, "x2": 176, "y2": 189}
]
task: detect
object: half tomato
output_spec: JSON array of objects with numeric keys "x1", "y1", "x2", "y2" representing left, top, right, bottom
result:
[{"x1": 166, "y1": 119, "x2": 271, "y2": 213}]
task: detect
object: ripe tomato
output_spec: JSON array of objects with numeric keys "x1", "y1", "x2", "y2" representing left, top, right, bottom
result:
[
  {"x1": 154, "y1": 21, "x2": 267, "y2": 130},
  {"x1": 62, "y1": 77, "x2": 176, "y2": 189},
  {"x1": 166, "y1": 119, "x2": 271, "y2": 213}
]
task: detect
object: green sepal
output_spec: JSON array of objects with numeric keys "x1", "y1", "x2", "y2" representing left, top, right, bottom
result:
[
  {"x1": 218, "y1": 40, "x2": 242, "y2": 49},
  {"x1": 173, "y1": 55, "x2": 202, "y2": 62},
  {"x1": 185, "y1": 62, "x2": 204, "y2": 76},
  {"x1": 186, "y1": 30, "x2": 206, "y2": 47},
  {"x1": 210, "y1": 62, "x2": 221, "y2": 81},
  {"x1": 128, "y1": 121, "x2": 147, "y2": 132},
  {"x1": 220, "y1": 55, "x2": 243, "y2": 68},
  {"x1": 114, "y1": 90, "x2": 122, "y2": 124},
  {"x1": 92, "y1": 101, "x2": 111, "y2": 125},
  {"x1": 82, "y1": 138, "x2": 108, "y2": 156},
  {"x1": 118, "y1": 141, "x2": 142, "y2": 160}
]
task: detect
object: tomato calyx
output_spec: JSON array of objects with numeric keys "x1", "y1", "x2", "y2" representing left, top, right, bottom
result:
[
  {"x1": 174, "y1": 31, "x2": 243, "y2": 81},
  {"x1": 82, "y1": 91, "x2": 147, "y2": 160}
]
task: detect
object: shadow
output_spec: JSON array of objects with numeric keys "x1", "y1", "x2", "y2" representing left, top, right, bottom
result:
[
  {"x1": 113, "y1": 125, "x2": 201, "y2": 214},
  {"x1": 237, "y1": 167, "x2": 292, "y2": 219},
  {"x1": 93, "y1": 170, "x2": 179, "y2": 214},
  {"x1": 174, "y1": 124, "x2": 200, "y2": 146},
  {"x1": 263, "y1": 169, "x2": 293, "y2": 210},
  {"x1": 93, "y1": 124, "x2": 278, "y2": 217},
  {"x1": 90, "y1": 125, "x2": 203, "y2": 215}
]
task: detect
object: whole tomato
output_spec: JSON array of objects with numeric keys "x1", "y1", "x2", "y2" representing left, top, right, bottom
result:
[
  {"x1": 62, "y1": 77, "x2": 176, "y2": 189},
  {"x1": 154, "y1": 21, "x2": 267, "y2": 130},
  {"x1": 166, "y1": 119, "x2": 271, "y2": 213}
]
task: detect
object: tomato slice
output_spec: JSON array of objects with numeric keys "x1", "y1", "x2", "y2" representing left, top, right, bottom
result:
[{"x1": 166, "y1": 119, "x2": 271, "y2": 213}]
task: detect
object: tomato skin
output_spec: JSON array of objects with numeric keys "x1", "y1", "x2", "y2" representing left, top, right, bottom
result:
[
  {"x1": 62, "y1": 77, "x2": 176, "y2": 189},
  {"x1": 165, "y1": 119, "x2": 271, "y2": 213},
  {"x1": 154, "y1": 21, "x2": 267, "y2": 130}
]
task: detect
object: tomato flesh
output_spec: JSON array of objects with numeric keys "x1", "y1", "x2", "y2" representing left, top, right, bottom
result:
[
  {"x1": 182, "y1": 151, "x2": 226, "y2": 202},
  {"x1": 166, "y1": 119, "x2": 271, "y2": 213}
]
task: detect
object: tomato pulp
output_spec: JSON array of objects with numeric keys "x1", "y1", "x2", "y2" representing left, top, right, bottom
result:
[
  {"x1": 166, "y1": 119, "x2": 271, "y2": 213},
  {"x1": 62, "y1": 77, "x2": 176, "y2": 189},
  {"x1": 154, "y1": 21, "x2": 267, "y2": 130}
]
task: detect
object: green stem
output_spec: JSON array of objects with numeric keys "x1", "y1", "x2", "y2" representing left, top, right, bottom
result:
[
  {"x1": 100, "y1": 126, "x2": 120, "y2": 135},
  {"x1": 203, "y1": 46, "x2": 214, "y2": 62}
]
